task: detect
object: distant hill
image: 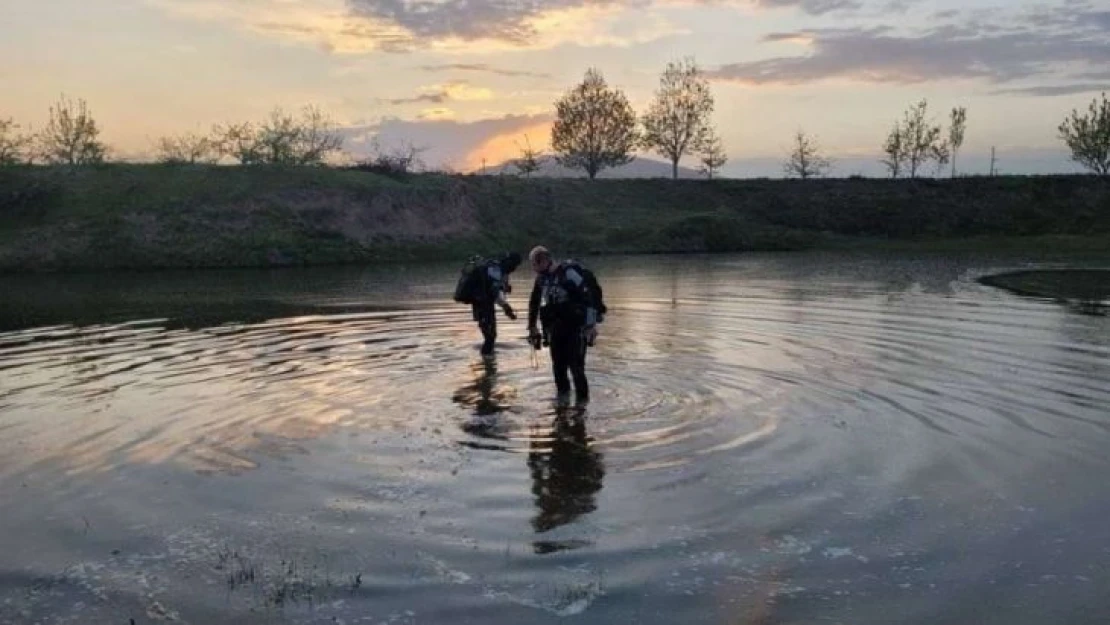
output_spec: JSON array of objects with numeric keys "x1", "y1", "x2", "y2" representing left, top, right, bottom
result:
[{"x1": 486, "y1": 155, "x2": 705, "y2": 179}]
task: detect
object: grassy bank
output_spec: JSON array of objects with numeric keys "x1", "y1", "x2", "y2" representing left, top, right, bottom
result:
[{"x1": 0, "y1": 164, "x2": 1107, "y2": 271}]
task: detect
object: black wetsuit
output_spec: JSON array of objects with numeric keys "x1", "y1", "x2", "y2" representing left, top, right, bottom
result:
[
  {"x1": 472, "y1": 261, "x2": 510, "y2": 355},
  {"x1": 528, "y1": 262, "x2": 601, "y2": 399}
]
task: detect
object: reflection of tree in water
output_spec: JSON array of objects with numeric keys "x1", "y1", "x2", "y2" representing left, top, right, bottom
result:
[
  {"x1": 452, "y1": 356, "x2": 515, "y2": 442},
  {"x1": 528, "y1": 403, "x2": 605, "y2": 553}
]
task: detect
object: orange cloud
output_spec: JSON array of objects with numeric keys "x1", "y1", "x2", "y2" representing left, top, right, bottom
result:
[
  {"x1": 464, "y1": 121, "x2": 553, "y2": 171},
  {"x1": 439, "y1": 82, "x2": 495, "y2": 101}
]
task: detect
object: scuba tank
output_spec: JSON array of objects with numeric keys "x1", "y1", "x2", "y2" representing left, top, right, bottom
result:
[{"x1": 453, "y1": 254, "x2": 485, "y2": 304}]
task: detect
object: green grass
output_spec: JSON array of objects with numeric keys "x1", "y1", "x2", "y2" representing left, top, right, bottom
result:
[{"x1": 1, "y1": 164, "x2": 1108, "y2": 272}]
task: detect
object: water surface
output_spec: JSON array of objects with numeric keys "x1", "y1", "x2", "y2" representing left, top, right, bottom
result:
[{"x1": 1, "y1": 252, "x2": 1108, "y2": 624}]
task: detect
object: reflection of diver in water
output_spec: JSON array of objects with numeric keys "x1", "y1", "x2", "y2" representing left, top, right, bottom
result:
[
  {"x1": 451, "y1": 356, "x2": 507, "y2": 416},
  {"x1": 528, "y1": 401, "x2": 605, "y2": 552},
  {"x1": 452, "y1": 356, "x2": 514, "y2": 443}
]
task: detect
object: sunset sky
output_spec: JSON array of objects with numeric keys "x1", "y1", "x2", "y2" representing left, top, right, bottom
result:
[{"x1": 2, "y1": 0, "x2": 1107, "y2": 176}]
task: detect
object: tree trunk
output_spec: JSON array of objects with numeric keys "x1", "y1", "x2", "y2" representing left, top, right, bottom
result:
[
  {"x1": 672, "y1": 159, "x2": 679, "y2": 180},
  {"x1": 951, "y1": 151, "x2": 957, "y2": 178}
]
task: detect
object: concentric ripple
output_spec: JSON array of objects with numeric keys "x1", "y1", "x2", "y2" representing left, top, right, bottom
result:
[{"x1": 0, "y1": 254, "x2": 1108, "y2": 625}]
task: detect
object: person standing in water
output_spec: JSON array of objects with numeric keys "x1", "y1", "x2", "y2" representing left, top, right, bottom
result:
[
  {"x1": 455, "y1": 252, "x2": 522, "y2": 356},
  {"x1": 526, "y1": 246, "x2": 606, "y2": 402}
]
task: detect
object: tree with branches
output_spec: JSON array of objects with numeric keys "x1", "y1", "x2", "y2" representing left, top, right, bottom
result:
[
  {"x1": 212, "y1": 106, "x2": 343, "y2": 166},
  {"x1": 784, "y1": 130, "x2": 831, "y2": 179},
  {"x1": 900, "y1": 100, "x2": 944, "y2": 178},
  {"x1": 515, "y1": 135, "x2": 543, "y2": 177},
  {"x1": 641, "y1": 57, "x2": 716, "y2": 180},
  {"x1": 881, "y1": 100, "x2": 949, "y2": 178},
  {"x1": 551, "y1": 68, "x2": 638, "y2": 180},
  {"x1": 0, "y1": 118, "x2": 33, "y2": 165},
  {"x1": 212, "y1": 122, "x2": 261, "y2": 164},
  {"x1": 698, "y1": 129, "x2": 728, "y2": 180},
  {"x1": 38, "y1": 95, "x2": 107, "y2": 165},
  {"x1": 881, "y1": 123, "x2": 905, "y2": 178},
  {"x1": 1058, "y1": 91, "x2": 1110, "y2": 175},
  {"x1": 354, "y1": 139, "x2": 428, "y2": 178},
  {"x1": 155, "y1": 132, "x2": 219, "y2": 164},
  {"x1": 290, "y1": 105, "x2": 343, "y2": 165},
  {"x1": 948, "y1": 107, "x2": 967, "y2": 177}
]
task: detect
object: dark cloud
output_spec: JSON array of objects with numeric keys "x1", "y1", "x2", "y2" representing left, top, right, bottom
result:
[
  {"x1": 1086, "y1": 10, "x2": 1110, "y2": 30},
  {"x1": 990, "y1": 84, "x2": 1109, "y2": 97},
  {"x1": 346, "y1": 0, "x2": 634, "y2": 46},
  {"x1": 381, "y1": 92, "x2": 448, "y2": 105},
  {"x1": 419, "y1": 63, "x2": 551, "y2": 78},
  {"x1": 341, "y1": 0, "x2": 863, "y2": 51},
  {"x1": 710, "y1": 4, "x2": 1110, "y2": 86},
  {"x1": 378, "y1": 81, "x2": 493, "y2": 106},
  {"x1": 756, "y1": 0, "x2": 861, "y2": 15},
  {"x1": 761, "y1": 32, "x2": 809, "y2": 42},
  {"x1": 882, "y1": 0, "x2": 917, "y2": 13}
]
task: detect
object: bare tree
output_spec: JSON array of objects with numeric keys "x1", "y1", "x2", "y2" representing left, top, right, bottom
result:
[
  {"x1": 0, "y1": 118, "x2": 33, "y2": 165},
  {"x1": 212, "y1": 121, "x2": 262, "y2": 164},
  {"x1": 155, "y1": 132, "x2": 219, "y2": 164},
  {"x1": 356, "y1": 138, "x2": 428, "y2": 177},
  {"x1": 551, "y1": 68, "x2": 638, "y2": 180},
  {"x1": 900, "y1": 100, "x2": 943, "y2": 178},
  {"x1": 37, "y1": 95, "x2": 107, "y2": 165},
  {"x1": 948, "y1": 107, "x2": 967, "y2": 177},
  {"x1": 698, "y1": 130, "x2": 728, "y2": 180},
  {"x1": 515, "y1": 135, "x2": 543, "y2": 177},
  {"x1": 385, "y1": 141, "x2": 427, "y2": 173},
  {"x1": 256, "y1": 108, "x2": 302, "y2": 165},
  {"x1": 784, "y1": 130, "x2": 831, "y2": 179},
  {"x1": 931, "y1": 139, "x2": 951, "y2": 177},
  {"x1": 294, "y1": 105, "x2": 343, "y2": 165},
  {"x1": 881, "y1": 100, "x2": 947, "y2": 178},
  {"x1": 1058, "y1": 91, "x2": 1110, "y2": 175},
  {"x1": 211, "y1": 106, "x2": 342, "y2": 166},
  {"x1": 881, "y1": 123, "x2": 906, "y2": 178},
  {"x1": 641, "y1": 57, "x2": 716, "y2": 180}
]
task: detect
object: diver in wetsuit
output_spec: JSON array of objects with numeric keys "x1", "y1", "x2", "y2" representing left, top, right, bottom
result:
[
  {"x1": 526, "y1": 246, "x2": 605, "y2": 402},
  {"x1": 471, "y1": 252, "x2": 522, "y2": 355}
]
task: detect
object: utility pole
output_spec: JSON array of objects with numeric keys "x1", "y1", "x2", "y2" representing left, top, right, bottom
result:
[{"x1": 989, "y1": 147, "x2": 998, "y2": 177}]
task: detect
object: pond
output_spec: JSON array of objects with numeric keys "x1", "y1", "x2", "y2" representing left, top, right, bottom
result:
[{"x1": 1, "y1": 251, "x2": 1108, "y2": 624}]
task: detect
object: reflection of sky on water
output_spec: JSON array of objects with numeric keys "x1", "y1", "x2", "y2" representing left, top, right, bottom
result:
[{"x1": 1, "y1": 252, "x2": 1109, "y2": 625}]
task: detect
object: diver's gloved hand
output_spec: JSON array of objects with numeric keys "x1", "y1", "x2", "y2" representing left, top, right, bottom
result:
[
  {"x1": 528, "y1": 328, "x2": 543, "y2": 350},
  {"x1": 583, "y1": 325, "x2": 598, "y2": 347},
  {"x1": 501, "y1": 303, "x2": 517, "y2": 320}
]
